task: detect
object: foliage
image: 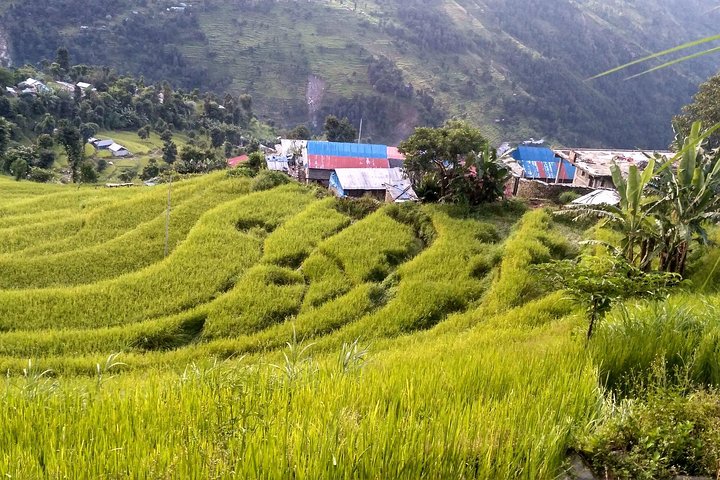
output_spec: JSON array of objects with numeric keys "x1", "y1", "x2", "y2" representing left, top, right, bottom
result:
[
  {"x1": 162, "y1": 140, "x2": 178, "y2": 164},
  {"x1": 534, "y1": 256, "x2": 679, "y2": 339},
  {"x1": 400, "y1": 120, "x2": 493, "y2": 204},
  {"x1": 581, "y1": 382, "x2": 720, "y2": 480},
  {"x1": 78, "y1": 162, "x2": 98, "y2": 184},
  {"x1": 55, "y1": 121, "x2": 83, "y2": 182},
  {"x1": 676, "y1": 72, "x2": 720, "y2": 148},
  {"x1": 558, "y1": 191, "x2": 580, "y2": 204},
  {"x1": 9, "y1": 158, "x2": 28, "y2": 180},
  {"x1": 176, "y1": 145, "x2": 225, "y2": 174},
  {"x1": 140, "y1": 158, "x2": 159, "y2": 180},
  {"x1": 286, "y1": 124, "x2": 311, "y2": 140},
  {"x1": 323, "y1": 115, "x2": 357, "y2": 143},
  {"x1": 246, "y1": 151, "x2": 266, "y2": 174},
  {"x1": 649, "y1": 122, "x2": 720, "y2": 275},
  {"x1": 563, "y1": 122, "x2": 720, "y2": 277},
  {"x1": 591, "y1": 297, "x2": 720, "y2": 393},
  {"x1": 26, "y1": 168, "x2": 56, "y2": 183},
  {"x1": 250, "y1": 170, "x2": 291, "y2": 191}
]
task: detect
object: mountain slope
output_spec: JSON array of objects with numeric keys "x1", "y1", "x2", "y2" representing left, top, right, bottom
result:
[{"x1": 2, "y1": 0, "x2": 718, "y2": 147}]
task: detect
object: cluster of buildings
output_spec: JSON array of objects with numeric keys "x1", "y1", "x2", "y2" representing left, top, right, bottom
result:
[
  {"x1": 5, "y1": 78, "x2": 95, "y2": 98},
  {"x1": 264, "y1": 139, "x2": 417, "y2": 203},
  {"x1": 226, "y1": 138, "x2": 669, "y2": 205},
  {"x1": 6, "y1": 78, "x2": 51, "y2": 97},
  {"x1": 503, "y1": 144, "x2": 671, "y2": 204},
  {"x1": 89, "y1": 138, "x2": 132, "y2": 158}
]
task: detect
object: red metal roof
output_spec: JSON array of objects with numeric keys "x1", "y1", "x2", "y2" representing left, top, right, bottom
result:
[
  {"x1": 227, "y1": 155, "x2": 249, "y2": 167},
  {"x1": 387, "y1": 146, "x2": 405, "y2": 160},
  {"x1": 308, "y1": 155, "x2": 390, "y2": 169}
]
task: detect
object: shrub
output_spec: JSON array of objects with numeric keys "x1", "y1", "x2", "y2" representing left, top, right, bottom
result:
[
  {"x1": 591, "y1": 297, "x2": 720, "y2": 392},
  {"x1": 27, "y1": 168, "x2": 56, "y2": 183},
  {"x1": 558, "y1": 191, "x2": 580, "y2": 204},
  {"x1": 250, "y1": 170, "x2": 290, "y2": 191},
  {"x1": 582, "y1": 384, "x2": 720, "y2": 479}
]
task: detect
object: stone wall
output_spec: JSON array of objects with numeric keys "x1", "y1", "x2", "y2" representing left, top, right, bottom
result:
[{"x1": 507, "y1": 178, "x2": 595, "y2": 203}]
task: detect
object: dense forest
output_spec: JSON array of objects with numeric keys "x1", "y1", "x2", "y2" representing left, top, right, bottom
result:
[
  {"x1": 0, "y1": 0, "x2": 718, "y2": 147},
  {"x1": 0, "y1": 56, "x2": 264, "y2": 183}
]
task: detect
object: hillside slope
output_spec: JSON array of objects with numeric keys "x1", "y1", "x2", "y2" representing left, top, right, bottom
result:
[
  {"x1": 2, "y1": 0, "x2": 718, "y2": 147},
  {"x1": 0, "y1": 172, "x2": 597, "y2": 477}
]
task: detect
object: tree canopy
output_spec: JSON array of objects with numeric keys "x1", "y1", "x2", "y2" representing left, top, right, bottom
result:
[
  {"x1": 399, "y1": 120, "x2": 507, "y2": 205},
  {"x1": 324, "y1": 116, "x2": 357, "y2": 143}
]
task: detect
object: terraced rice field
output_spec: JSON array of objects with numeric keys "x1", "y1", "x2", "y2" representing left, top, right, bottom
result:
[{"x1": 0, "y1": 172, "x2": 607, "y2": 478}]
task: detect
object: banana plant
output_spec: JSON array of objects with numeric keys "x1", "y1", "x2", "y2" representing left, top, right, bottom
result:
[
  {"x1": 650, "y1": 121, "x2": 720, "y2": 275},
  {"x1": 565, "y1": 158, "x2": 660, "y2": 270}
]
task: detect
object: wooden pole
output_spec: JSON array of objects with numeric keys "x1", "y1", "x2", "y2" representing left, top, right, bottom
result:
[{"x1": 164, "y1": 175, "x2": 172, "y2": 257}]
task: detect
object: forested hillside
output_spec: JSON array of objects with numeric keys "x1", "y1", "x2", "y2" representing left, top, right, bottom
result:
[{"x1": 1, "y1": 0, "x2": 718, "y2": 147}]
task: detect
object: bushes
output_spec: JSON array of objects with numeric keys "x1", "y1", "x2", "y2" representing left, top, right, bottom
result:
[
  {"x1": 582, "y1": 386, "x2": 720, "y2": 479},
  {"x1": 250, "y1": 170, "x2": 291, "y2": 191},
  {"x1": 558, "y1": 191, "x2": 580, "y2": 204}
]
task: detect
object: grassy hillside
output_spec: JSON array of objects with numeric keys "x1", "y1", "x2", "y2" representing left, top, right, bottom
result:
[
  {"x1": 2, "y1": 174, "x2": 720, "y2": 477},
  {"x1": 2, "y1": 0, "x2": 719, "y2": 147}
]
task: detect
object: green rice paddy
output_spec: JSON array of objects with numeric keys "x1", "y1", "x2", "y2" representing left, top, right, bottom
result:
[{"x1": 1, "y1": 172, "x2": 716, "y2": 477}]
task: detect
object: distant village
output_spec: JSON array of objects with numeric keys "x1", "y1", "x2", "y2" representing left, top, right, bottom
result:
[
  {"x1": 7, "y1": 77, "x2": 135, "y2": 161},
  {"x1": 234, "y1": 138, "x2": 670, "y2": 207},
  {"x1": 6, "y1": 76, "x2": 668, "y2": 205}
]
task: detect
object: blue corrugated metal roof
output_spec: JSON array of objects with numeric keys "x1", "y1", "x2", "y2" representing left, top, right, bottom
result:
[
  {"x1": 511, "y1": 146, "x2": 576, "y2": 181},
  {"x1": 512, "y1": 146, "x2": 556, "y2": 163},
  {"x1": 307, "y1": 141, "x2": 388, "y2": 159}
]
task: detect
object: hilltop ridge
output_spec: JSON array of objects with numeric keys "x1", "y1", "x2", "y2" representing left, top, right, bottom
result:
[{"x1": 1, "y1": 1, "x2": 718, "y2": 148}]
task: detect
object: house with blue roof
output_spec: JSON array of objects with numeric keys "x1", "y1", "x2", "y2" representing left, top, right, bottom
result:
[{"x1": 510, "y1": 146, "x2": 576, "y2": 184}]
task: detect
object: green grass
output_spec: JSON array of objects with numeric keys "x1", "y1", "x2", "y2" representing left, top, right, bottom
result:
[{"x1": 5, "y1": 174, "x2": 715, "y2": 478}]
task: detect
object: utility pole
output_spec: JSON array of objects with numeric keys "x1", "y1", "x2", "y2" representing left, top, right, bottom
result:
[
  {"x1": 357, "y1": 117, "x2": 363, "y2": 144},
  {"x1": 164, "y1": 173, "x2": 172, "y2": 257}
]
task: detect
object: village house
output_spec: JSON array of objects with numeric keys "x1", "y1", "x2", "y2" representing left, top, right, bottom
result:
[
  {"x1": 92, "y1": 139, "x2": 115, "y2": 149},
  {"x1": 227, "y1": 155, "x2": 249, "y2": 168},
  {"x1": 274, "y1": 140, "x2": 404, "y2": 186},
  {"x1": 17, "y1": 78, "x2": 50, "y2": 95},
  {"x1": 506, "y1": 146, "x2": 576, "y2": 184},
  {"x1": 304, "y1": 141, "x2": 391, "y2": 186},
  {"x1": 555, "y1": 149, "x2": 671, "y2": 189},
  {"x1": 271, "y1": 139, "x2": 413, "y2": 202},
  {"x1": 108, "y1": 143, "x2": 131, "y2": 158},
  {"x1": 91, "y1": 138, "x2": 132, "y2": 157},
  {"x1": 329, "y1": 168, "x2": 417, "y2": 203}
]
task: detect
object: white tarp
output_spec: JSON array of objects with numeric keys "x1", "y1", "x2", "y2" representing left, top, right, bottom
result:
[{"x1": 571, "y1": 189, "x2": 621, "y2": 206}]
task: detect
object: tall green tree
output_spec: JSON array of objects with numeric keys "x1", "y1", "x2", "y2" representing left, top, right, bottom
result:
[
  {"x1": 0, "y1": 118, "x2": 12, "y2": 159},
  {"x1": 675, "y1": 73, "x2": 720, "y2": 148},
  {"x1": 9, "y1": 158, "x2": 28, "y2": 181},
  {"x1": 162, "y1": 141, "x2": 177, "y2": 164},
  {"x1": 287, "y1": 125, "x2": 312, "y2": 140},
  {"x1": 55, "y1": 121, "x2": 83, "y2": 183},
  {"x1": 79, "y1": 123, "x2": 99, "y2": 145},
  {"x1": 399, "y1": 120, "x2": 489, "y2": 203},
  {"x1": 324, "y1": 115, "x2": 357, "y2": 143},
  {"x1": 56, "y1": 47, "x2": 70, "y2": 74}
]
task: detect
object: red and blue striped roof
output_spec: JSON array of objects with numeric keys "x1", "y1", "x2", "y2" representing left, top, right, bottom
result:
[
  {"x1": 307, "y1": 141, "x2": 392, "y2": 169},
  {"x1": 512, "y1": 146, "x2": 576, "y2": 181}
]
